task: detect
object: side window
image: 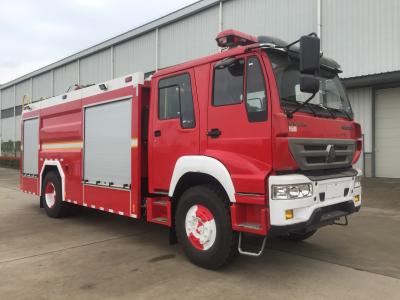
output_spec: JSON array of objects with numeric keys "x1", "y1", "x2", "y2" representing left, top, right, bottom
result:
[
  {"x1": 159, "y1": 85, "x2": 180, "y2": 120},
  {"x1": 246, "y1": 56, "x2": 267, "y2": 122},
  {"x1": 213, "y1": 58, "x2": 245, "y2": 106},
  {"x1": 158, "y1": 74, "x2": 195, "y2": 129}
]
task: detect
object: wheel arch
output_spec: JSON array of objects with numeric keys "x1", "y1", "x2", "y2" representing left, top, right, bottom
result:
[
  {"x1": 169, "y1": 156, "x2": 236, "y2": 203},
  {"x1": 39, "y1": 160, "x2": 65, "y2": 200}
]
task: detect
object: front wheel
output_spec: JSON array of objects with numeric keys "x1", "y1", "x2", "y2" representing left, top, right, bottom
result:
[{"x1": 175, "y1": 185, "x2": 238, "y2": 269}]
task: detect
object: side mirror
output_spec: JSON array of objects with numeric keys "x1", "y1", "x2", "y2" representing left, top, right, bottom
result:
[
  {"x1": 299, "y1": 35, "x2": 320, "y2": 74},
  {"x1": 300, "y1": 75, "x2": 320, "y2": 94}
]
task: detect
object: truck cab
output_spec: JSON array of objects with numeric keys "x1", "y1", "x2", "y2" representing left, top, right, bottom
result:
[{"x1": 147, "y1": 30, "x2": 361, "y2": 267}]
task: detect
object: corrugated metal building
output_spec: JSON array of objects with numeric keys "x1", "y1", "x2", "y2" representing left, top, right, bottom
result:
[{"x1": 1, "y1": 0, "x2": 399, "y2": 177}]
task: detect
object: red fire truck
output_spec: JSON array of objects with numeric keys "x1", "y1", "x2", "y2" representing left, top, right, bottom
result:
[{"x1": 20, "y1": 30, "x2": 362, "y2": 269}]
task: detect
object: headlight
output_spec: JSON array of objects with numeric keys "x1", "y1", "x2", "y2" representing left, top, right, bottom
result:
[
  {"x1": 272, "y1": 183, "x2": 313, "y2": 200},
  {"x1": 354, "y1": 175, "x2": 361, "y2": 188}
]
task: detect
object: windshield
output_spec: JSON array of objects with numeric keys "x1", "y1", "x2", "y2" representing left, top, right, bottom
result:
[{"x1": 266, "y1": 51, "x2": 353, "y2": 119}]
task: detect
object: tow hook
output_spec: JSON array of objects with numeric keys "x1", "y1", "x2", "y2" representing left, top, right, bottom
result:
[{"x1": 334, "y1": 215, "x2": 348, "y2": 226}]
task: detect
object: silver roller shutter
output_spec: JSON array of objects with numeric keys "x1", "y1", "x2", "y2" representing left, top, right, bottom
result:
[
  {"x1": 23, "y1": 118, "x2": 39, "y2": 175},
  {"x1": 84, "y1": 99, "x2": 131, "y2": 187}
]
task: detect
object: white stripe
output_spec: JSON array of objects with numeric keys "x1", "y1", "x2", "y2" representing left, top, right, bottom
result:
[
  {"x1": 73, "y1": 201, "x2": 78, "y2": 204},
  {"x1": 131, "y1": 214, "x2": 137, "y2": 218},
  {"x1": 83, "y1": 203, "x2": 88, "y2": 207},
  {"x1": 109, "y1": 209, "x2": 114, "y2": 213},
  {"x1": 99, "y1": 207, "x2": 104, "y2": 211},
  {"x1": 42, "y1": 142, "x2": 83, "y2": 150},
  {"x1": 91, "y1": 205, "x2": 96, "y2": 209},
  {"x1": 118, "y1": 211, "x2": 124, "y2": 215}
]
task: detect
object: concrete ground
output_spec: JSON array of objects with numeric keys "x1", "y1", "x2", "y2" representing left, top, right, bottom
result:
[{"x1": 0, "y1": 167, "x2": 399, "y2": 300}]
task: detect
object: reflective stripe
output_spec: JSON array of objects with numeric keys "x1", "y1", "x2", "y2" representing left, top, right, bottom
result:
[{"x1": 42, "y1": 141, "x2": 83, "y2": 150}]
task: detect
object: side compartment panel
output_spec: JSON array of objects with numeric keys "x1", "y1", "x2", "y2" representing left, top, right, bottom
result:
[
  {"x1": 84, "y1": 98, "x2": 131, "y2": 187},
  {"x1": 23, "y1": 118, "x2": 39, "y2": 175},
  {"x1": 83, "y1": 185, "x2": 131, "y2": 216}
]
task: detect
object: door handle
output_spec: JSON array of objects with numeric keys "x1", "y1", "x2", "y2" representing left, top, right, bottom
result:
[
  {"x1": 154, "y1": 130, "x2": 161, "y2": 137},
  {"x1": 207, "y1": 128, "x2": 221, "y2": 138}
]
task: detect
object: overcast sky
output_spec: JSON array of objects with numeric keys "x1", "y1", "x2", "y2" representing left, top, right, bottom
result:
[{"x1": 0, "y1": 0, "x2": 198, "y2": 84}]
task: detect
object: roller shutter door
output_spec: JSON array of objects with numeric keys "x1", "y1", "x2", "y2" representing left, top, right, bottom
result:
[
  {"x1": 84, "y1": 99, "x2": 131, "y2": 187},
  {"x1": 375, "y1": 87, "x2": 400, "y2": 178},
  {"x1": 23, "y1": 118, "x2": 39, "y2": 175}
]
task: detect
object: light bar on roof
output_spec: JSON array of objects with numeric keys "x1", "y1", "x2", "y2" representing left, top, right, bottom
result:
[{"x1": 216, "y1": 29, "x2": 257, "y2": 48}]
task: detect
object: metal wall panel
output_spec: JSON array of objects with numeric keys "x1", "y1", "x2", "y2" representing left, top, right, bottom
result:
[
  {"x1": 15, "y1": 80, "x2": 31, "y2": 107},
  {"x1": 114, "y1": 31, "x2": 157, "y2": 77},
  {"x1": 159, "y1": 6, "x2": 219, "y2": 68},
  {"x1": 0, "y1": 86, "x2": 14, "y2": 109},
  {"x1": 347, "y1": 87, "x2": 373, "y2": 154},
  {"x1": 23, "y1": 118, "x2": 39, "y2": 175},
  {"x1": 32, "y1": 71, "x2": 53, "y2": 102},
  {"x1": 322, "y1": 0, "x2": 400, "y2": 78},
  {"x1": 223, "y1": 0, "x2": 317, "y2": 42},
  {"x1": 375, "y1": 87, "x2": 400, "y2": 178},
  {"x1": 15, "y1": 115, "x2": 21, "y2": 141},
  {"x1": 1, "y1": 116, "x2": 15, "y2": 142},
  {"x1": 84, "y1": 99, "x2": 131, "y2": 186},
  {"x1": 80, "y1": 49, "x2": 112, "y2": 85},
  {"x1": 54, "y1": 61, "x2": 79, "y2": 95}
]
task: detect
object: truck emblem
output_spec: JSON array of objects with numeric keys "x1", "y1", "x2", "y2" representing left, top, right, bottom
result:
[{"x1": 326, "y1": 145, "x2": 336, "y2": 163}]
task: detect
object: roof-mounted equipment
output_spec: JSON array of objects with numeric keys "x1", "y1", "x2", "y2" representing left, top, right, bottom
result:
[{"x1": 216, "y1": 29, "x2": 257, "y2": 48}]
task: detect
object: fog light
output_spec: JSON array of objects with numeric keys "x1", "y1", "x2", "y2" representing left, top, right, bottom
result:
[
  {"x1": 354, "y1": 195, "x2": 360, "y2": 203},
  {"x1": 285, "y1": 209, "x2": 294, "y2": 220}
]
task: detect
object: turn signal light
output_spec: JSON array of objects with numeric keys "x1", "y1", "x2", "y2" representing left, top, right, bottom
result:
[
  {"x1": 354, "y1": 195, "x2": 360, "y2": 203},
  {"x1": 285, "y1": 209, "x2": 294, "y2": 220}
]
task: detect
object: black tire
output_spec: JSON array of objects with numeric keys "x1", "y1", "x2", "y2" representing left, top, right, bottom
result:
[
  {"x1": 42, "y1": 171, "x2": 69, "y2": 218},
  {"x1": 175, "y1": 184, "x2": 238, "y2": 269},
  {"x1": 280, "y1": 229, "x2": 317, "y2": 242}
]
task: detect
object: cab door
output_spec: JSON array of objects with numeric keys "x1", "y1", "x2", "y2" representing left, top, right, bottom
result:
[
  {"x1": 149, "y1": 70, "x2": 199, "y2": 193},
  {"x1": 206, "y1": 53, "x2": 272, "y2": 190}
]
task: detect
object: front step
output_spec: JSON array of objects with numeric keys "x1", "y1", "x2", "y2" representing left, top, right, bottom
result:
[
  {"x1": 238, "y1": 232, "x2": 267, "y2": 257},
  {"x1": 146, "y1": 197, "x2": 171, "y2": 227},
  {"x1": 236, "y1": 223, "x2": 262, "y2": 230}
]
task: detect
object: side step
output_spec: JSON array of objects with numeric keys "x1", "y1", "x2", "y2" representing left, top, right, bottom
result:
[
  {"x1": 238, "y1": 232, "x2": 267, "y2": 257},
  {"x1": 146, "y1": 197, "x2": 172, "y2": 227}
]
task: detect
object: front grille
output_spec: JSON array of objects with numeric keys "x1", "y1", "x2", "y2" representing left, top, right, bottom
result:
[{"x1": 289, "y1": 138, "x2": 356, "y2": 171}]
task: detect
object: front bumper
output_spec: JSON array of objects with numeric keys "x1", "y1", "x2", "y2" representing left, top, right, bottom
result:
[
  {"x1": 269, "y1": 200, "x2": 360, "y2": 237},
  {"x1": 268, "y1": 170, "x2": 362, "y2": 235}
]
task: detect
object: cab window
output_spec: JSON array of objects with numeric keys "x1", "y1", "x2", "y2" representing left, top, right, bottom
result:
[
  {"x1": 213, "y1": 59, "x2": 244, "y2": 106},
  {"x1": 246, "y1": 56, "x2": 267, "y2": 122},
  {"x1": 158, "y1": 73, "x2": 195, "y2": 129}
]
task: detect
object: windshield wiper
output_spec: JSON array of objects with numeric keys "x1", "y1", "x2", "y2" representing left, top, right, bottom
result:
[
  {"x1": 315, "y1": 103, "x2": 336, "y2": 119},
  {"x1": 329, "y1": 107, "x2": 352, "y2": 120},
  {"x1": 281, "y1": 97, "x2": 317, "y2": 117},
  {"x1": 286, "y1": 93, "x2": 317, "y2": 118}
]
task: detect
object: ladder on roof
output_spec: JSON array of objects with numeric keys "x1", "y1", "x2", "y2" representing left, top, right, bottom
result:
[{"x1": 22, "y1": 94, "x2": 31, "y2": 111}]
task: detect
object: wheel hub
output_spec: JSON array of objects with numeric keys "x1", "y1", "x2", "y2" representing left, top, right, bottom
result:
[
  {"x1": 185, "y1": 204, "x2": 216, "y2": 251},
  {"x1": 45, "y1": 182, "x2": 56, "y2": 208}
]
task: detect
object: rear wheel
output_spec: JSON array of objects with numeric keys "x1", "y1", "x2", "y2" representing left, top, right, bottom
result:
[
  {"x1": 42, "y1": 171, "x2": 69, "y2": 218},
  {"x1": 280, "y1": 229, "x2": 317, "y2": 242},
  {"x1": 175, "y1": 185, "x2": 238, "y2": 269}
]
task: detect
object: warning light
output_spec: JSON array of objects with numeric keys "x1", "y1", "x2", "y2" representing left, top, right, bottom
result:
[{"x1": 216, "y1": 29, "x2": 257, "y2": 48}]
